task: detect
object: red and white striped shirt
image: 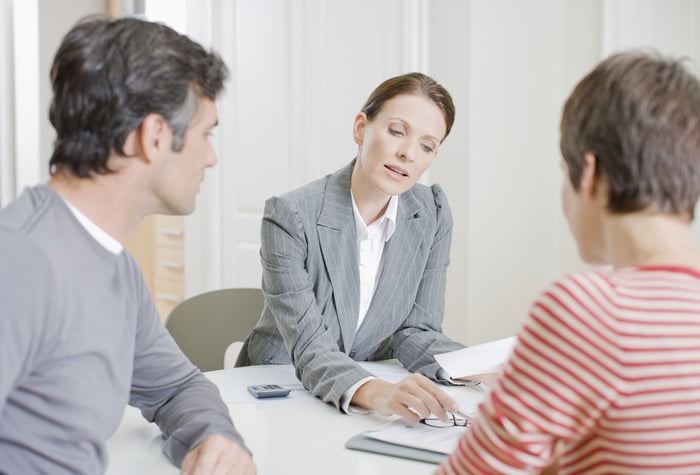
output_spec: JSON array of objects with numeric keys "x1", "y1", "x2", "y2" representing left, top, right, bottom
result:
[{"x1": 437, "y1": 266, "x2": 700, "y2": 474}]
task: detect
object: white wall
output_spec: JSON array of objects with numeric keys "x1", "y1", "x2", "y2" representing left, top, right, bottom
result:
[
  {"x1": 0, "y1": 0, "x2": 15, "y2": 205},
  {"x1": 429, "y1": 0, "x2": 603, "y2": 344},
  {"x1": 11, "y1": 0, "x2": 40, "y2": 196}
]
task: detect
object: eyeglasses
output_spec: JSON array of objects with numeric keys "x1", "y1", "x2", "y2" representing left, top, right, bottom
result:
[{"x1": 420, "y1": 411, "x2": 474, "y2": 429}]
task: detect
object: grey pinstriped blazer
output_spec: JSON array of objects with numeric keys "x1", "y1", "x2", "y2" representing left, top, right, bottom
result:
[{"x1": 236, "y1": 161, "x2": 465, "y2": 409}]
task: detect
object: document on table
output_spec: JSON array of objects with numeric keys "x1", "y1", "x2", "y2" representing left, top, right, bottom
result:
[
  {"x1": 362, "y1": 421, "x2": 466, "y2": 454},
  {"x1": 345, "y1": 420, "x2": 468, "y2": 464},
  {"x1": 435, "y1": 336, "x2": 517, "y2": 380}
]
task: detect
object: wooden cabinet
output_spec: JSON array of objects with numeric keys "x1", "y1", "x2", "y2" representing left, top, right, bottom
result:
[{"x1": 124, "y1": 215, "x2": 185, "y2": 323}]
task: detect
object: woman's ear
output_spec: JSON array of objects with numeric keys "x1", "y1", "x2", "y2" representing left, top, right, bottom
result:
[
  {"x1": 579, "y1": 151, "x2": 598, "y2": 197},
  {"x1": 353, "y1": 112, "x2": 368, "y2": 146}
]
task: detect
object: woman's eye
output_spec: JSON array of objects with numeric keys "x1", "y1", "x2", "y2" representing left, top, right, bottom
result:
[
  {"x1": 389, "y1": 128, "x2": 404, "y2": 137},
  {"x1": 421, "y1": 143, "x2": 435, "y2": 153}
]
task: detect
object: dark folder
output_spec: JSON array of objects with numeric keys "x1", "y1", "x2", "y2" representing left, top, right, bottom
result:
[{"x1": 345, "y1": 433, "x2": 447, "y2": 465}]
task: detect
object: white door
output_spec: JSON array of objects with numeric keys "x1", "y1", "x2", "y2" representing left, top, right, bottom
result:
[{"x1": 184, "y1": 0, "x2": 428, "y2": 296}]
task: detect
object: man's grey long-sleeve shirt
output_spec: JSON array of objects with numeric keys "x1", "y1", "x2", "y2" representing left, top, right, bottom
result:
[{"x1": 0, "y1": 185, "x2": 247, "y2": 474}]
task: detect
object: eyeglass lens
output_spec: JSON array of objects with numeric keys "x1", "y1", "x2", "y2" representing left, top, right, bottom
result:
[{"x1": 421, "y1": 412, "x2": 472, "y2": 428}]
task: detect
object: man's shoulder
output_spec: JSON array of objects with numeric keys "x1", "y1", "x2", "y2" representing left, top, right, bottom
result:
[
  {"x1": 0, "y1": 185, "x2": 59, "y2": 234},
  {"x1": 0, "y1": 225, "x2": 58, "y2": 306},
  {"x1": 0, "y1": 226, "x2": 51, "y2": 268}
]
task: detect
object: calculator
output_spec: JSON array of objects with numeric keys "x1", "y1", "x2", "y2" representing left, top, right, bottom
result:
[{"x1": 247, "y1": 384, "x2": 291, "y2": 398}]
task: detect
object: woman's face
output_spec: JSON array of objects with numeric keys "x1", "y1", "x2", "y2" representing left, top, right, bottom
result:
[{"x1": 353, "y1": 93, "x2": 446, "y2": 197}]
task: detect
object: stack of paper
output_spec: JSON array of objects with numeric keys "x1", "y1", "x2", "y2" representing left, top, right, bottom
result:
[{"x1": 435, "y1": 336, "x2": 517, "y2": 380}]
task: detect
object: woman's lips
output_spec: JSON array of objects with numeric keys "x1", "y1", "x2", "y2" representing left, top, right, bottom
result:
[{"x1": 384, "y1": 164, "x2": 409, "y2": 179}]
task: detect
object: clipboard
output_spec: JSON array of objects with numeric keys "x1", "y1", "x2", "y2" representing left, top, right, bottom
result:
[
  {"x1": 345, "y1": 420, "x2": 466, "y2": 465},
  {"x1": 345, "y1": 433, "x2": 446, "y2": 464}
]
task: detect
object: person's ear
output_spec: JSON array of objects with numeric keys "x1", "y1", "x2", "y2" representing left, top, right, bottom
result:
[
  {"x1": 353, "y1": 112, "x2": 368, "y2": 146},
  {"x1": 120, "y1": 129, "x2": 141, "y2": 158},
  {"x1": 579, "y1": 151, "x2": 598, "y2": 197},
  {"x1": 138, "y1": 113, "x2": 170, "y2": 163}
]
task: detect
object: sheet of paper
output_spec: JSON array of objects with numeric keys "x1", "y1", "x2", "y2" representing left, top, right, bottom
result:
[
  {"x1": 442, "y1": 384, "x2": 487, "y2": 414},
  {"x1": 362, "y1": 422, "x2": 466, "y2": 454},
  {"x1": 435, "y1": 336, "x2": 517, "y2": 380}
]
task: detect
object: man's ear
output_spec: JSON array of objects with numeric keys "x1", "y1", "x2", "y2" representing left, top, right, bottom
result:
[
  {"x1": 579, "y1": 151, "x2": 598, "y2": 198},
  {"x1": 137, "y1": 113, "x2": 170, "y2": 162},
  {"x1": 353, "y1": 112, "x2": 368, "y2": 146},
  {"x1": 120, "y1": 129, "x2": 140, "y2": 158}
]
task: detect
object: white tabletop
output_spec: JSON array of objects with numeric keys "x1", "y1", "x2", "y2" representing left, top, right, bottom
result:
[{"x1": 106, "y1": 361, "x2": 488, "y2": 475}]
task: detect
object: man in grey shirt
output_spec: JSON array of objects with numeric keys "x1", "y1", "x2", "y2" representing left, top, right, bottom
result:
[{"x1": 0, "y1": 17, "x2": 255, "y2": 475}]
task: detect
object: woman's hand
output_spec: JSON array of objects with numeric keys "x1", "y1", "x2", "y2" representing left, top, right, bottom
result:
[
  {"x1": 455, "y1": 364, "x2": 504, "y2": 389},
  {"x1": 456, "y1": 371, "x2": 502, "y2": 389},
  {"x1": 351, "y1": 373, "x2": 460, "y2": 423}
]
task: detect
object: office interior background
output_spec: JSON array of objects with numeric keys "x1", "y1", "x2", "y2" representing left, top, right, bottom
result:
[{"x1": 1, "y1": 0, "x2": 699, "y2": 346}]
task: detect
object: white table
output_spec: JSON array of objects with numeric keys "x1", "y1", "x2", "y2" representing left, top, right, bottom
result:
[{"x1": 106, "y1": 361, "x2": 487, "y2": 475}]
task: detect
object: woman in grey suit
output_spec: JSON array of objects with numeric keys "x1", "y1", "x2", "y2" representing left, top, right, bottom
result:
[{"x1": 238, "y1": 72, "x2": 466, "y2": 423}]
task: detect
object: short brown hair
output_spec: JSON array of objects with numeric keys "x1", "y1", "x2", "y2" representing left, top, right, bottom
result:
[
  {"x1": 560, "y1": 51, "x2": 700, "y2": 217},
  {"x1": 361, "y1": 72, "x2": 455, "y2": 142}
]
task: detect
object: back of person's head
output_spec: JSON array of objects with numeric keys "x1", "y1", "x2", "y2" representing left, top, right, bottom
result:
[
  {"x1": 49, "y1": 16, "x2": 229, "y2": 178},
  {"x1": 560, "y1": 51, "x2": 700, "y2": 218},
  {"x1": 361, "y1": 72, "x2": 456, "y2": 142}
]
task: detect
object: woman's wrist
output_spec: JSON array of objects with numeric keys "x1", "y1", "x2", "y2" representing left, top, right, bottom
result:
[{"x1": 351, "y1": 378, "x2": 390, "y2": 410}]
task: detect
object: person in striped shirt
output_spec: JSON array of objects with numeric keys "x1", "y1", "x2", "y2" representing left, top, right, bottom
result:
[{"x1": 437, "y1": 51, "x2": 700, "y2": 474}]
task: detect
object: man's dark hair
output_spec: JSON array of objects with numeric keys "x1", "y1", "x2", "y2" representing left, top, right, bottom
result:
[
  {"x1": 560, "y1": 51, "x2": 700, "y2": 217},
  {"x1": 49, "y1": 16, "x2": 229, "y2": 178}
]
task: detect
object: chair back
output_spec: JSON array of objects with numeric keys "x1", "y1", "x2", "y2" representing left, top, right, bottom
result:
[{"x1": 165, "y1": 288, "x2": 263, "y2": 371}]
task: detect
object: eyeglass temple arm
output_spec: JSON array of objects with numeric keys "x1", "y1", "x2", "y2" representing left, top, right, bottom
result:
[{"x1": 445, "y1": 407, "x2": 472, "y2": 420}]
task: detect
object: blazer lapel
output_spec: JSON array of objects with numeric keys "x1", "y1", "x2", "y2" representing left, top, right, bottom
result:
[
  {"x1": 357, "y1": 188, "x2": 428, "y2": 338},
  {"x1": 317, "y1": 162, "x2": 360, "y2": 352}
]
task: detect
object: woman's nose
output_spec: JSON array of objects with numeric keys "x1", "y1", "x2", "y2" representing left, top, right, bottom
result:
[{"x1": 397, "y1": 142, "x2": 414, "y2": 162}]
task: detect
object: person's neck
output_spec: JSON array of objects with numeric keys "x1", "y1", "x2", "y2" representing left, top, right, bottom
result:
[
  {"x1": 351, "y1": 165, "x2": 391, "y2": 226},
  {"x1": 48, "y1": 170, "x2": 150, "y2": 243},
  {"x1": 603, "y1": 211, "x2": 700, "y2": 270}
]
